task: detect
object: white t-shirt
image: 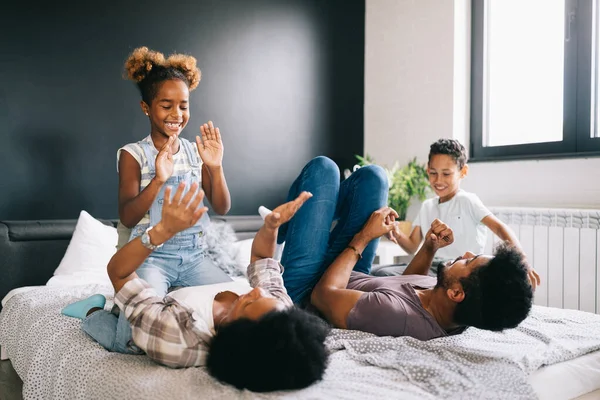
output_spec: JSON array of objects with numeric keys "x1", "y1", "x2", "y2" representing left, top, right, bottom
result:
[
  {"x1": 413, "y1": 190, "x2": 492, "y2": 259},
  {"x1": 167, "y1": 280, "x2": 252, "y2": 336}
]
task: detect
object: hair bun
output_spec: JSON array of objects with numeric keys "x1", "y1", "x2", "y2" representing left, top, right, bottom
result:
[{"x1": 166, "y1": 53, "x2": 201, "y2": 90}]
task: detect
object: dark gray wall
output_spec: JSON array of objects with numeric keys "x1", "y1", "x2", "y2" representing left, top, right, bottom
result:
[{"x1": 0, "y1": 0, "x2": 364, "y2": 219}]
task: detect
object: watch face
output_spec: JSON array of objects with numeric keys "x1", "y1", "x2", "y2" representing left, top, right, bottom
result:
[{"x1": 142, "y1": 230, "x2": 154, "y2": 249}]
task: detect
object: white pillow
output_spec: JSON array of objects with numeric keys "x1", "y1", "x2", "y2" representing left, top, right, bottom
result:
[
  {"x1": 46, "y1": 210, "x2": 117, "y2": 287},
  {"x1": 231, "y1": 239, "x2": 285, "y2": 277},
  {"x1": 232, "y1": 239, "x2": 254, "y2": 276}
]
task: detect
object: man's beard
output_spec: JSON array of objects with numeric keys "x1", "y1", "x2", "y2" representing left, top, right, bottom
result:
[
  {"x1": 435, "y1": 263, "x2": 447, "y2": 289},
  {"x1": 436, "y1": 256, "x2": 463, "y2": 289}
]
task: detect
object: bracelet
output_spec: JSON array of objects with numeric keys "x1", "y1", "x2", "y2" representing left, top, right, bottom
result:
[{"x1": 347, "y1": 245, "x2": 362, "y2": 259}]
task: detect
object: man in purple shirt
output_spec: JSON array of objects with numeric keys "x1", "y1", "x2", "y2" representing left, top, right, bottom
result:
[{"x1": 276, "y1": 156, "x2": 533, "y2": 340}]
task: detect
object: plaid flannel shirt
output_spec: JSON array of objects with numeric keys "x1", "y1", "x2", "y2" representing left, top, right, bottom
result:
[{"x1": 114, "y1": 258, "x2": 292, "y2": 368}]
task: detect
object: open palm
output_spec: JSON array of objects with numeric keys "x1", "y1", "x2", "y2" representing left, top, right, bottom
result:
[
  {"x1": 196, "y1": 121, "x2": 223, "y2": 168},
  {"x1": 155, "y1": 136, "x2": 175, "y2": 183},
  {"x1": 161, "y1": 182, "x2": 208, "y2": 234},
  {"x1": 265, "y1": 192, "x2": 313, "y2": 230}
]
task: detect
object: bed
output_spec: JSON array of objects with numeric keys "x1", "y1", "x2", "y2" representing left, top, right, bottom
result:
[{"x1": 1, "y1": 216, "x2": 600, "y2": 400}]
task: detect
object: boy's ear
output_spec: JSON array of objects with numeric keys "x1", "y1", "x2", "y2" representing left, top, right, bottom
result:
[{"x1": 460, "y1": 164, "x2": 469, "y2": 178}]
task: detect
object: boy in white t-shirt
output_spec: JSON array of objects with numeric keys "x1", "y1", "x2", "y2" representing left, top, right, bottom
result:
[{"x1": 389, "y1": 139, "x2": 540, "y2": 289}]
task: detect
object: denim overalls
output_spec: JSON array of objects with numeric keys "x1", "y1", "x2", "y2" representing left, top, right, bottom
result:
[
  {"x1": 129, "y1": 136, "x2": 208, "y2": 246},
  {"x1": 81, "y1": 137, "x2": 232, "y2": 354}
]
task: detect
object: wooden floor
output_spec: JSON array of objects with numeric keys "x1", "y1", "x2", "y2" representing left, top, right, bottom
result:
[{"x1": 0, "y1": 361, "x2": 22, "y2": 400}]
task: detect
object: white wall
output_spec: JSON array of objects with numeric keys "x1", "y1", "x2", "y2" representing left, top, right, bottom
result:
[
  {"x1": 365, "y1": 0, "x2": 454, "y2": 168},
  {"x1": 365, "y1": 0, "x2": 600, "y2": 210},
  {"x1": 464, "y1": 158, "x2": 600, "y2": 208}
]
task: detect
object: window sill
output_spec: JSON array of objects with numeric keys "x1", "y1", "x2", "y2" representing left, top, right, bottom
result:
[{"x1": 469, "y1": 151, "x2": 600, "y2": 163}]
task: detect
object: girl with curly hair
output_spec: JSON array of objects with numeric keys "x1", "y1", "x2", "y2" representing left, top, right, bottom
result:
[{"x1": 62, "y1": 47, "x2": 233, "y2": 354}]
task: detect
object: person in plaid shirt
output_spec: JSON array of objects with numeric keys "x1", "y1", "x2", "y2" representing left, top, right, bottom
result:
[{"x1": 102, "y1": 182, "x2": 329, "y2": 392}]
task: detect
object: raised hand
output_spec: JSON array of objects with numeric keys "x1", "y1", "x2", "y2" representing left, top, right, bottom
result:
[
  {"x1": 160, "y1": 182, "x2": 208, "y2": 235},
  {"x1": 196, "y1": 121, "x2": 223, "y2": 169},
  {"x1": 388, "y1": 218, "x2": 410, "y2": 245},
  {"x1": 265, "y1": 192, "x2": 313, "y2": 230},
  {"x1": 360, "y1": 207, "x2": 399, "y2": 241},
  {"x1": 525, "y1": 261, "x2": 541, "y2": 291},
  {"x1": 384, "y1": 213, "x2": 398, "y2": 243},
  {"x1": 423, "y1": 219, "x2": 454, "y2": 251},
  {"x1": 155, "y1": 136, "x2": 175, "y2": 184}
]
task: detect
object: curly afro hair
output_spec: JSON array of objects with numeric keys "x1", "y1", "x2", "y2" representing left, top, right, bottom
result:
[
  {"x1": 206, "y1": 307, "x2": 331, "y2": 392},
  {"x1": 123, "y1": 46, "x2": 201, "y2": 105},
  {"x1": 428, "y1": 138, "x2": 468, "y2": 169},
  {"x1": 453, "y1": 242, "x2": 533, "y2": 331}
]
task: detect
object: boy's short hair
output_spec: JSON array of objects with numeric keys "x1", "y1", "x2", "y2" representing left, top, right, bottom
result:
[
  {"x1": 206, "y1": 307, "x2": 331, "y2": 392},
  {"x1": 429, "y1": 138, "x2": 468, "y2": 169}
]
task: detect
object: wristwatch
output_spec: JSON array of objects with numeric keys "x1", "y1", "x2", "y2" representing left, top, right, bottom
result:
[{"x1": 141, "y1": 227, "x2": 163, "y2": 251}]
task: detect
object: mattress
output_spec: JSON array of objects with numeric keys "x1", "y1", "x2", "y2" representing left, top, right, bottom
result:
[
  {"x1": 530, "y1": 348, "x2": 600, "y2": 400},
  {"x1": 2, "y1": 286, "x2": 600, "y2": 399}
]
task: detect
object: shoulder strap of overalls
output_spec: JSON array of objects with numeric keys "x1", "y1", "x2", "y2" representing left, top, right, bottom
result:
[
  {"x1": 139, "y1": 138, "x2": 156, "y2": 176},
  {"x1": 179, "y1": 137, "x2": 200, "y2": 166}
]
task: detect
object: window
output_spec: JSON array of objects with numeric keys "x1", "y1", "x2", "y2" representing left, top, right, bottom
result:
[{"x1": 471, "y1": 0, "x2": 600, "y2": 161}]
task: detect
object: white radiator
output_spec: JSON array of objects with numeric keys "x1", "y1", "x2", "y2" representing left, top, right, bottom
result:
[{"x1": 487, "y1": 207, "x2": 600, "y2": 314}]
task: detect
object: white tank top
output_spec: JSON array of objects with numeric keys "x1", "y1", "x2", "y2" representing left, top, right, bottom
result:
[{"x1": 167, "y1": 280, "x2": 252, "y2": 336}]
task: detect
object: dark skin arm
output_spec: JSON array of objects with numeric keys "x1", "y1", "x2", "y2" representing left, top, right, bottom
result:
[
  {"x1": 310, "y1": 207, "x2": 398, "y2": 328},
  {"x1": 402, "y1": 219, "x2": 454, "y2": 276},
  {"x1": 482, "y1": 214, "x2": 541, "y2": 289},
  {"x1": 108, "y1": 182, "x2": 208, "y2": 293},
  {"x1": 118, "y1": 136, "x2": 175, "y2": 228},
  {"x1": 197, "y1": 121, "x2": 231, "y2": 215},
  {"x1": 250, "y1": 192, "x2": 313, "y2": 264},
  {"x1": 389, "y1": 225, "x2": 423, "y2": 255}
]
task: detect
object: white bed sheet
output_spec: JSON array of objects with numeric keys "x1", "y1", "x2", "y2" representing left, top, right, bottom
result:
[
  {"x1": 4, "y1": 284, "x2": 600, "y2": 399},
  {"x1": 3, "y1": 286, "x2": 573, "y2": 399},
  {"x1": 530, "y1": 349, "x2": 600, "y2": 400},
  {"x1": 1, "y1": 286, "x2": 42, "y2": 308}
]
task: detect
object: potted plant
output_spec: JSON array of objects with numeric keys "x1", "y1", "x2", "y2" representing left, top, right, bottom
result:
[{"x1": 354, "y1": 155, "x2": 430, "y2": 236}]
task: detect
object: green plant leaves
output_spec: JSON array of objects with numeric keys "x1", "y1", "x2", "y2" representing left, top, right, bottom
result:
[{"x1": 354, "y1": 155, "x2": 430, "y2": 221}]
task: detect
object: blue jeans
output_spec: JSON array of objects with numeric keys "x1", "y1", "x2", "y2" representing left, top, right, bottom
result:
[
  {"x1": 81, "y1": 238, "x2": 232, "y2": 354},
  {"x1": 279, "y1": 156, "x2": 388, "y2": 304}
]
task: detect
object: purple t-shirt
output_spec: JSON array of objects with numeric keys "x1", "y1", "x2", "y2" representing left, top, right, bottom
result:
[{"x1": 346, "y1": 272, "x2": 464, "y2": 340}]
